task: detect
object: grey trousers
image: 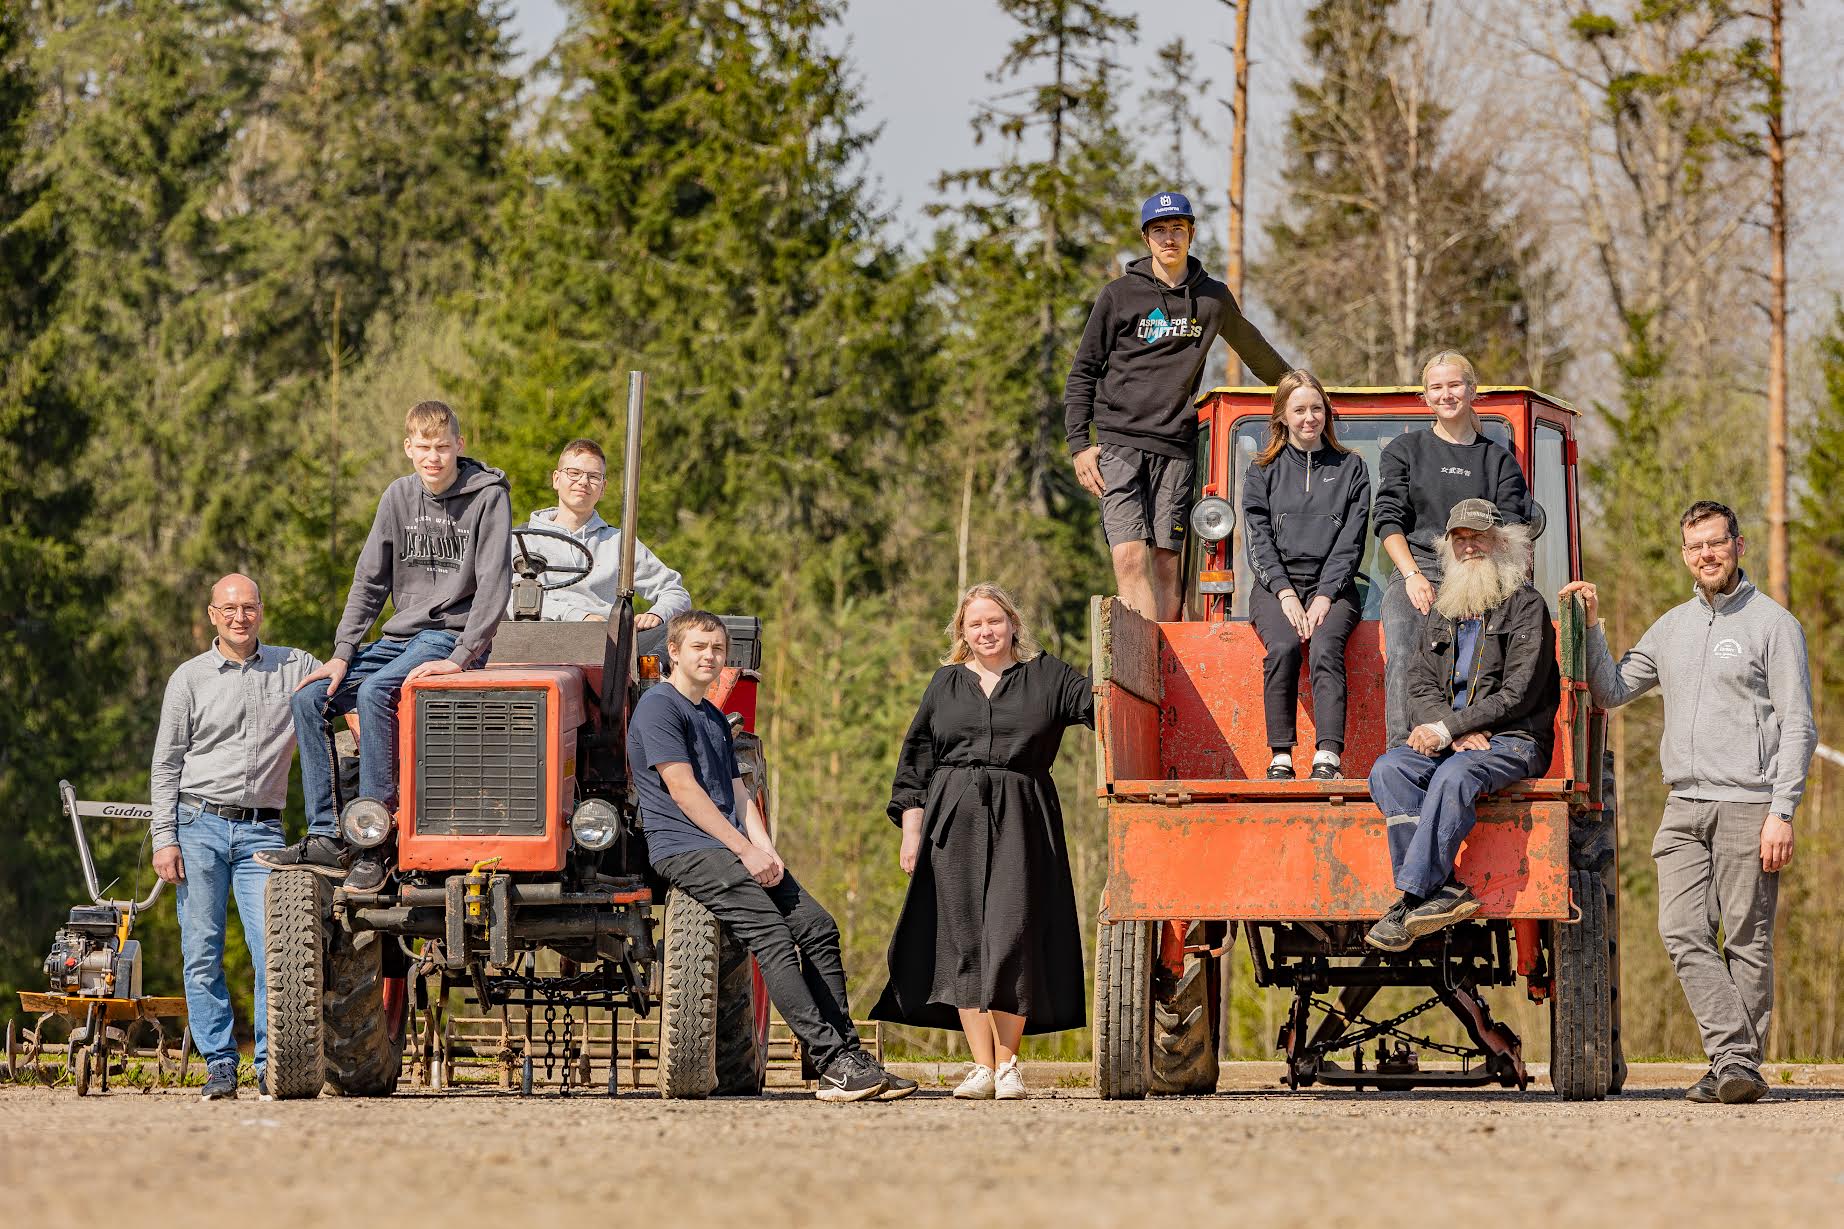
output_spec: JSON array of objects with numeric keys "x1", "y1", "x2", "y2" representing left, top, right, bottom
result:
[
  {"x1": 1380, "y1": 575, "x2": 1428, "y2": 750},
  {"x1": 1652, "y1": 797, "x2": 1780, "y2": 1071}
]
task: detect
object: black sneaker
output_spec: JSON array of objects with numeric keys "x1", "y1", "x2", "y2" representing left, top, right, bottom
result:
[
  {"x1": 1364, "y1": 897, "x2": 1414, "y2": 953},
  {"x1": 815, "y1": 1049, "x2": 886, "y2": 1103},
  {"x1": 874, "y1": 1061, "x2": 920, "y2": 1102},
  {"x1": 1716, "y1": 1062, "x2": 1769, "y2": 1104},
  {"x1": 344, "y1": 852, "x2": 392, "y2": 894},
  {"x1": 1684, "y1": 1069, "x2": 1719, "y2": 1104},
  {"x1": 256, "y1": 834, "x2": 350, "y2": 878},
  {"x1": 1310, "y1": 762, "x2": 1341, "y2": 781},
  {"x1": 1266, "y1": 760, "x2": 1296, "y2": 780},
  {"x1": 200, "y1": 1061, "x2": 239, "y2": 1102},
  {"x1": 1404, "y1": 882, "x2": 1481, "y2": 938}
]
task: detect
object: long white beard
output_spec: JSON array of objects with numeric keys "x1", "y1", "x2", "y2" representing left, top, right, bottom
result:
[{"x1": 1434, "y1": 527, "x2": 1533, "y2": 621}]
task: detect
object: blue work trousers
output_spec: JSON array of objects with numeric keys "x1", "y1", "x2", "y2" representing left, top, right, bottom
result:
[{"x1": 1369, "y1": 735, "x2": 1548, "y2": 898}]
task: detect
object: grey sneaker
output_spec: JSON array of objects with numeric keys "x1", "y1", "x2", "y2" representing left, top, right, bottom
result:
[
  {"x1": 343, "y1": 852, "x2": 391, "y2": 894},
  {"x1": 1684, "y1": 1069, "x2": 1719, "y2": 1103},
  {"x1": 1364, "y1": 897, "x2": 1414, "y2": 952},
  {"x1": 257, "y1": 1070, "x2": 274, "y2": 1102},
  {"x1": 1716, "y1": 1063, "x2": 1769, "y2": 1104},
  {"x1": 874, "y1": 1062, "x2": 919, "y2": 1101},
  {"x1": 815, "y1": 1049, "x2": 885, "y2": 1103},
  {"x1": 200, "y1": 1061, "x2": 239, "y2": 1101},
  {"x1": 1404, "y1": 881, "x2": 1481, "y2": 938}
]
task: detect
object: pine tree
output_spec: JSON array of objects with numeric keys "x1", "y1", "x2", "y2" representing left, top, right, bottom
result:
[{"x1": 1254, "y1": 0, "x2": 1565, "y2": 385}]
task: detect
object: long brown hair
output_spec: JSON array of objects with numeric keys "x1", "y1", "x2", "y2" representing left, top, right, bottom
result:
[{"x1": 1254, "y1": 370, "x2": 1347, "y2": 467}]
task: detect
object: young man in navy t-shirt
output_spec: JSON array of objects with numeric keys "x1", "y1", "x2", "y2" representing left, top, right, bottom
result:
[{"x1": 628, "y1": 610, "x2": 913, "y2": 1103}]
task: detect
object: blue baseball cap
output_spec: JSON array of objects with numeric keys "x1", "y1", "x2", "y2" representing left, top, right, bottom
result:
[{"x1": 1140, "y1": 191, "x2": 1195, "y2": 230}]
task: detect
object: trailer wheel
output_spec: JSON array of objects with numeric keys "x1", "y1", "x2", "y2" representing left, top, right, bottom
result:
[
  {"x1": 264, "y1": 870, "x2": 328, "y2": 1099},
  {"x1": 1093, "y1": 913, "x2": 1153, "y2": 1100},
  {"x1": 322, "y1": 928, "x2": 403, "y2": 1097},
  {"x1": 658, "y1": 888, "x2": 719, "y2": 1099},
  {"x1": 713, "y1": 928, "x2": 768, "y2": 1096},
  {"x1": 1152, "y1": 920, "x2": 1221, "y2": 1095},
  {"x1": 1550, "y1": 868, "x2": 1612, "y2": 1101}
]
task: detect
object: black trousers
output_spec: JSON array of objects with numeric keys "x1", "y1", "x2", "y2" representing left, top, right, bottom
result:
[
  {"x1": 1248, "y1": 580, "x2": 1362, "y2": 752},
  {"x1": 653, "y1": 847, "x2": 860, "y2": 1071}
]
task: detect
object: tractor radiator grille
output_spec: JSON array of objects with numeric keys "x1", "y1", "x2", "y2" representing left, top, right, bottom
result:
[{"x1": 415, "y1": 689, "x2": 547, "y2": 836}]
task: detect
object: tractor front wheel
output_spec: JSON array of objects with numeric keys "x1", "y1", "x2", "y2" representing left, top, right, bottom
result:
[
  {"x1": 1093, "y1": 911, "x2": 1153, "y2": 1100},
  {"x1": 658, "y1": 888, "x2": 719, "y2": 1099},
  {"x1": 1550, "y1": 868, "x2": 1612, "y2": 1101},
  {"x1": 265, "y1": 870, "x2": 328, "y2": 1099}
]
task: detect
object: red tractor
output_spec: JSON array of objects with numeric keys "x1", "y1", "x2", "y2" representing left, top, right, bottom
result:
[
  {"x1": 264, "y1": 376, "x2": 771, "y2": 1099},
  {"x1": 1090, "y1": 385, "x2": 1622, "y2": 1100}
]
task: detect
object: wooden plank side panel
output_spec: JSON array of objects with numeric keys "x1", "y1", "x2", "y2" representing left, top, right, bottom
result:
[
  {"x1": 1097, "y1": 595, "x2": 1161, "y2": 705},
  {"x1": 1106, "y1": 799, "x2": 1570, "y2": 921}
]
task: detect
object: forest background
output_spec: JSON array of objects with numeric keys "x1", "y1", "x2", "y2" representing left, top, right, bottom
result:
[{"x1": 6, "y1": 0, "x2": 1844, "y2": 1064}]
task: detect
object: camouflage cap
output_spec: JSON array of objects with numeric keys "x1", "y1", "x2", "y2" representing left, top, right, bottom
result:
[{"x1": 1445, "y1": 498, "x2": 1502, "y2": 534}]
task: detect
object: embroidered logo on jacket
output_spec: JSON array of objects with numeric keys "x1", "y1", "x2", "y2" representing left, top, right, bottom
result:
[
  {"x1": 1137, "y1": 307, "x2": 1203, "y2": 344},
  {"x1": 402, "y1": 515, "x2": 468, "y2": 573}
]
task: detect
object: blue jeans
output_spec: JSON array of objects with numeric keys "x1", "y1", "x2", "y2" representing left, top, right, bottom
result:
[
  {"x1": 1368, "y1": 735, "x2": 1548, "y2": 898},
  {"x1": 174, "y1": 804, "x2": 286, "y2": 1071},
  {"x1": 292, "y1": 630, "x2": 458, "y2": 837}
]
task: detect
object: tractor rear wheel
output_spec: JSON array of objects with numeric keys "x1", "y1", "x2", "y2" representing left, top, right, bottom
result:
[
  {"x1": 1152, "y1": 920, "x2": 1221, "y2": 1095},
  {"x1": 1550, "y1": 868, "x2": 1612, "y2": 1101},
  {"x1": 1093, "y1": 913, "x2": 1153, "y2": 1100},
  {"x1": 264, "y1": 870, "x2": 328, "y2": 1099},
  {"x1": 713, "y1": 928, "x2": 768, "y2": 1096},
  {"x1": 658, "y1": 888, "x2": 719, "y2": 1099},
  {"x1": 322, "y1": 928, "x2": 403, "y2": 1096}
]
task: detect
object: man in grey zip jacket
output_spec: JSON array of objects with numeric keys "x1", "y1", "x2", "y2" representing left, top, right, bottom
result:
[{"x1": 1562, "y1": 500, "x2": 1815, "y2": 1105}]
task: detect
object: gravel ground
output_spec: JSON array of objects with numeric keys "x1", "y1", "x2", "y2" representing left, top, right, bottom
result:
[{"x1": 3, "y1": 1064, "x2": 1841, "y2": 1228}]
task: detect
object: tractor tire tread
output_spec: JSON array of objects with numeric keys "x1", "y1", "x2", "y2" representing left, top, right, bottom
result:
[
  {"x1": 264, "y1": 871, "x2": 328, "y2": 1100},
  {"x1": 659, "y1": 888, "x2": 719, "y2": 1099}
]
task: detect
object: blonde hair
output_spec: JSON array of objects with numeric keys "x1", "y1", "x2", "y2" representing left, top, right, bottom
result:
[
  {"x1": 405, "y1": 399, "x2": 462, "y2": 439},
  {"x1": 1420, "y1": 350, "x2": 1478, "y2": 389},
  {"x1": 943, "y1": 582, "x2": 1042, "y2": 665},
  {"x1": 1255, "y1": 369, "x2": 1349, "y2": 467}
]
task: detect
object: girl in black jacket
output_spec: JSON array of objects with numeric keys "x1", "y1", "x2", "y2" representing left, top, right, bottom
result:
[{"x1": 1241, "y1": 370, "x2": 1371, "y2": 779}]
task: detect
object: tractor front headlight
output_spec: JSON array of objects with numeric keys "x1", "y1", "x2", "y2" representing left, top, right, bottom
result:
[
  {"x1": 571, "y1": 798, "x2": 622, "y2": 851},
  {"x1": 340, "y1": 798, "x2": 394, "y2": 849},
  {"x1": 1190, "y1": 496, "x2": 1236, "y2": 543}
]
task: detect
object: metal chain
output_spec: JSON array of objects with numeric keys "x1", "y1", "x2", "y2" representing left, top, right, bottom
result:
[
  {"x1": 559, "y1": 1008, "x2": 576, "y2": 1094},
  {"x1": 1307, "y1": 995, "x2": 1477, "y2": 1059},
  {"x1": 541, "y1": 1004, "x2": 558, "y2": 1080}
]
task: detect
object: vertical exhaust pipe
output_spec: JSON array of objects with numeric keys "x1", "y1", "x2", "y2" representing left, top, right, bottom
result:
[
  {"x1": 618, "y1": 371, "x2": 645, "y2": 600},
  {"x1": 595, "y1": 371, "x2": 647, "y2": 794}
]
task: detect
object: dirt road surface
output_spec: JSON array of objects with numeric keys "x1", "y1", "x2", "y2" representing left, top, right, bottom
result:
[{"x1": 4, "y1": 1064, "x2": 1841, "y2": 1229}]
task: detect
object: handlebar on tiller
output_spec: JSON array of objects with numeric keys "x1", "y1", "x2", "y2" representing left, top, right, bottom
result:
[{"x1": 58, "y1": 779, "x2": 165, "y2": 914}]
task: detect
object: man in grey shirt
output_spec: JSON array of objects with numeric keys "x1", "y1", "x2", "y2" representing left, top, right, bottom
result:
[
  {"x1": 151, "y1": 574, "x2": 320, "y2": 1101},
  {"x1": 1563, "y1": 500, "x2": 1815, "y2": 1105}
]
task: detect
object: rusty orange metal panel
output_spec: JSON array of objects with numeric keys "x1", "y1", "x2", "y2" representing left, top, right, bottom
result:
[
  {"x1": 1098, "y1": 688, "x2": 1162, "y2": 786},
  {"x1": 1105, "y1": 800, "x2": 1569, "y2": 921}
]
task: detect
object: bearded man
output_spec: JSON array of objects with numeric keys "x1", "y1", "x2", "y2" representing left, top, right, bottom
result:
[{"x1": 1364, "y1": 498, "x2": 1561, "y2": 952}]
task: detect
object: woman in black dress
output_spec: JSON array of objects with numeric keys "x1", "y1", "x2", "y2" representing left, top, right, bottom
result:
[{"x1": 872, "y1": 582, "x2": 1093, "y2": 1101}]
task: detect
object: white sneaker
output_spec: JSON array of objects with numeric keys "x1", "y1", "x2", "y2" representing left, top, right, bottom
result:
[
  {"x1": 953, "y1": 1064, "x2": 996, "y2": 1099},
  {"x1": 994, "y1": 1058, "x2": 1027, "y2": 1100}
]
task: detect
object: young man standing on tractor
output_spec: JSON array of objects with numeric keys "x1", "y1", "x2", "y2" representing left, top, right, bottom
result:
[
  {"x1": 630, "y1": 610, "x2": 916, "y2": 1103},
  {"x1": 1064, "y1": 190, "x2": 1291, "y2": 621},
  {"x1": 509, "y1": 437, "x2": 690, "y2": 655},
  {"x1": 1365, "y1": 500, "x2": 1560, "y2": 952},
  {"x1": 1563, "y1": 502, "x2": 1815, "y2": 1105},
  {"x1": 259, "y1": 400, "x2": 512, "y2": 891},
  {"x1": 151, "y1": 573, "x2": 321, "y2": 1101}
]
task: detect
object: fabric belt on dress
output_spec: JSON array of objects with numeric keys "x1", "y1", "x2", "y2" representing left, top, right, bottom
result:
[
  {"x1": 928, "y1": 765, "x2": 1035, "y2": 847},
  {"x1": 179, "y1": 792, "x2": 281, "y2": 823}
]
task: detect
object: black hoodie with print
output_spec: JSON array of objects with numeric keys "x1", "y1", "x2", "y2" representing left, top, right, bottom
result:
[
  {"x1": 1064, "y1": 255, "x2": 1289, "y2": 460},
  {"x1": 332, "y1": 457, "x2": 513, "y2": 667}
]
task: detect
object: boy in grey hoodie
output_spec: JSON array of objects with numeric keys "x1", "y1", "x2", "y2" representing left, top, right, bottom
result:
[
  {"x1": 1562, "y1": 501, "x2": 1815, "y2": 1105},
  {"x1": 260, "y1": 400, "x2": 512, "y2": 888}
]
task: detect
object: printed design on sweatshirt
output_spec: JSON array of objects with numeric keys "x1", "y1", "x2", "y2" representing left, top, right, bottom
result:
[
  {"x1": 1136, "y1": 307, "x2": 1204, "y2": 344},
  {"x1": 1712, "y1": 637, "x2": 1743, "y2": 661},
  {"x1": 401, "y1": 514, "x2": 469, "y2": 573},
  {"x1": 1438, "y1": 465, "x2": 1474, "y2": 478}
]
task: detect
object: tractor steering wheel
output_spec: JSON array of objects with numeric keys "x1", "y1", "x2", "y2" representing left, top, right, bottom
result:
[{"x1": 511, "y1": 527, "x2": 596, "y2": 592}]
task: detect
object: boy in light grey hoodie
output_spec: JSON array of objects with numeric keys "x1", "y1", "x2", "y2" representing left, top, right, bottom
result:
[
  {"x1": 1562, "y1": 501, "x2": 1815, "y2": 1106},
  {"x1": 259, "y1": 400, "x2": 512, "y2": 888}
]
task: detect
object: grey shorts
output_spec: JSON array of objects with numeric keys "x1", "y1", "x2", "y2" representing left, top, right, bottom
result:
[{"x1": 1097, "y1": 443, "x2": 1194, "y2": 550}]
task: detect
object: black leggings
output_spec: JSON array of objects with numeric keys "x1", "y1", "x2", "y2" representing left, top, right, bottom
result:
[{"x1": 1248, "y1": 581, "x2": 1362, "y2": 752}]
